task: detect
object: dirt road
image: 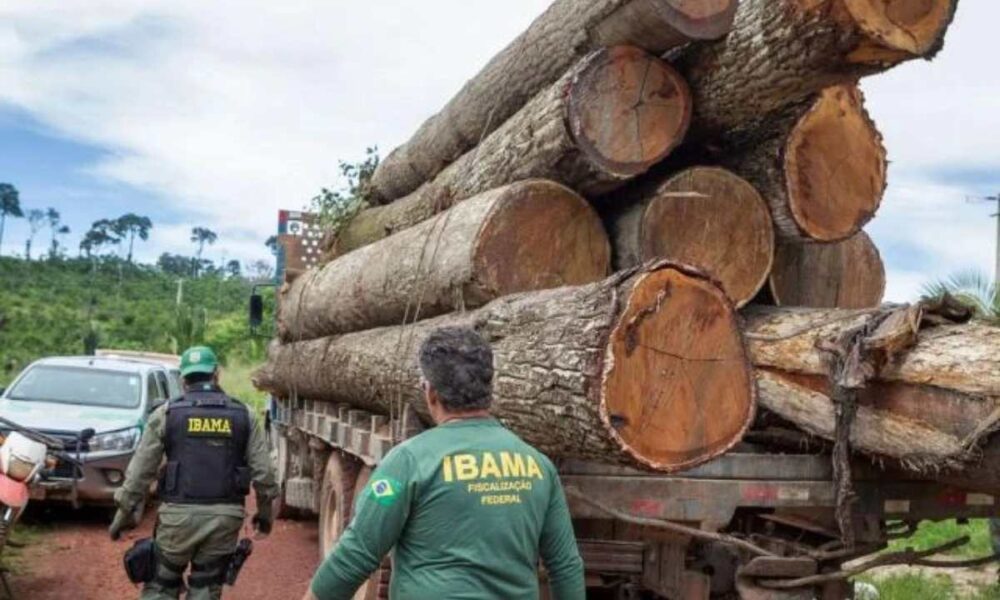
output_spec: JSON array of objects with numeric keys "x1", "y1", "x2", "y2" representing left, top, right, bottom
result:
[{"x1": 8, "y1": 500, "x2": 320, "y2": 600}]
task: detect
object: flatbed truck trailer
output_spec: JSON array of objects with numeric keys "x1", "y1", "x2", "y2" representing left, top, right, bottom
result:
[{"x1": 260, "y1": 211, "x2": 999, "y2": 599}]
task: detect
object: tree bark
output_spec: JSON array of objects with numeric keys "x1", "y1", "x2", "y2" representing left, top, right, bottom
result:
[
  {"x1": 721, "y1": 85, "x2": 887, "y2": 243},
  {"x1": 677, "y1": 0, "x2": 959, "y2": 140},
  {"x1": 333, "y1": 46, "x2": 692, "y2": 256},
  {"x1": 768, "y1": 231, "x2": 886, "y2": 309},
  {"x1": 745, "y1": 306, "x2": 1000, "y2": 470},
  {"x1": 278, "y1": 180, "x2": 610, "y2": 342},
  {"x1": 368, "y1": 0, "x2": 737, "y2": 204},
  {"x1": 256, "y1": 263, "x2": 755, "y2": 472},
  {"x1": 603, "y1": 166, "x2": 773, "y2": 307}
]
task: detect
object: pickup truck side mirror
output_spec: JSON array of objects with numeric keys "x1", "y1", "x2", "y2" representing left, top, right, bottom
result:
[{"x1": 249, "y1": 292, "x2": 264, "y2": 329}]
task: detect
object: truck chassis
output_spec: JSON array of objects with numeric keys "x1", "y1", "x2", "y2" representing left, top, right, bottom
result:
[{"x1": 269, "y1": 395, "x2": 1000, "y2": 599}]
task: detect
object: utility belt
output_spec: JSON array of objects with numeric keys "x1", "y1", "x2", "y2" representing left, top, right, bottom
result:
[{"x1": 123, "y1": 535, "x2": 253, "y2": 588}]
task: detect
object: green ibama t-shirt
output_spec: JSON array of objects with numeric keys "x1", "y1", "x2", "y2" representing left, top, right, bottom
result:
[{"x1": 310, "y1": 417, "x2": 585, "y2": 600}]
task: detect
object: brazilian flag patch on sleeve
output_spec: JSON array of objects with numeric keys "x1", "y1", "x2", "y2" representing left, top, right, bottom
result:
[{"x1": 369, "y1": 477, "x2": 403, "y2": 506}]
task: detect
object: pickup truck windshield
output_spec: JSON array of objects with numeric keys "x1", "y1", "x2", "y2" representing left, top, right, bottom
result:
[{"x1": 7, "y1": 365, "x2": 142, "y2": 409}]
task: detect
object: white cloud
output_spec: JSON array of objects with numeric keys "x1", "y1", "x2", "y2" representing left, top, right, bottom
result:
[
  {"x1": 0, "y1": 0, "x2": 995, "y2": 291},
  {"x1": 0, "y1": 0, "x2": 548, "y2": 262}
]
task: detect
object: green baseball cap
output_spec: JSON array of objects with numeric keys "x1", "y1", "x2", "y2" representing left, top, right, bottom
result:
[{"x1": 180, "y1": 346, "x2": 219, "y2": 377}]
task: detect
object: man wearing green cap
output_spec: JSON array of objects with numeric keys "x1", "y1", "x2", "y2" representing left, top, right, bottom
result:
[{"x1": 109, "y1": 345, "x2": 278, "y2": 600}]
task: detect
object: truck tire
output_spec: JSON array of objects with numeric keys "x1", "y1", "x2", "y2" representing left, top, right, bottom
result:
[{"x1": 319, "y1": 452, "x2": 361, "y2": 560}]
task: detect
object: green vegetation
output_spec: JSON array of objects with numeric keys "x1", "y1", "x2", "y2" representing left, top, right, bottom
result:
[
  {"x1": 890, "y1": 519, "x2": 994, "y2": 559},
  {"x1": 860, "y1": 572, "x2": 1000, "y2": 600},
  {"x1": 0, "y1": 256, "x2": 271, "y2": 387}
]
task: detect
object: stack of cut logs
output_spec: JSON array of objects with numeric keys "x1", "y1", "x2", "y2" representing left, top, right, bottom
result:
[{"x1": 256, "y1": 0, "x2": 1000, "y2": 493}]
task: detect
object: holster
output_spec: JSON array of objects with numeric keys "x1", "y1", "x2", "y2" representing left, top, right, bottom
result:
[
  {"x1": 224, "y1": 538, "x2": 254, "y2": 586},
  {"x1": 123, "y1": 537, "x2": 158, "y2": 584}
]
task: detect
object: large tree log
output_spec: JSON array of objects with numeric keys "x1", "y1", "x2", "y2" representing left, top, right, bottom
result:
[
  {"x1": 368, "y1": 0, "x2": 737, "y2": 204},
  {"x1": 256, "y1": 263, "x2": 755, "y2": 472},
  {"x1": 604, "y1": 166, "x2": 773, "y2": 307},
  {"x1": 677, "y1": 0, "x2": 959, "y2": 140},
  {"x1": 745, "y1": 305, "x2": 1000, "y2": 472},
  {"x1": 768, "y1": 231, "x2": 886, "y2": 309},
  {"x1": 723, "y1": 85, "x2": 887, "y2": 242},
  {"x1": 278, "y1": 180, "x2": 609, "y2": 342},
  {"x1": 333, "y1": 46, "x2": 691, "y2": 256}
]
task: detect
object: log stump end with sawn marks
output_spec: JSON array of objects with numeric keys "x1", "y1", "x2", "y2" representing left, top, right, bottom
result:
[
  {"x1": 769, "y1": 230, "x2": 886, "y2": 309},
  {"x1": 844, "y1": 0, "x2": 959, "y2": 58},
  {"x1": 472, "y1": 179, "x2": 611, "y2": 297},
  {"x1": 782, "y1": 85, "x2": 886, "y2": 242},
  {"x1": 568, "y1": 46, "x2": 692, "y2": 180},
  {"x1": 639, "y1": 166, "x2": 774, "y2": 308},
  {"x1": 601, "y1": 264, "x2": 754, "y2": 471}
]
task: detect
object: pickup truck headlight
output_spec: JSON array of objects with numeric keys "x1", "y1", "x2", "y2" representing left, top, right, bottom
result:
[{"x1": 90, "y1": 427, "x2": 141, "y2": 452}]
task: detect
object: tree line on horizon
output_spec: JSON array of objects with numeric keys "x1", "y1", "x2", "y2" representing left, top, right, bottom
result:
[{"x1": 0, "y1": 181, "x2": 275, "y2": 281}]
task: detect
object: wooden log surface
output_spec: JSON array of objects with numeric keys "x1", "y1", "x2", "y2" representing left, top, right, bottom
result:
[
  {"x1": 724, "y1": 85, "x2": 887, "y2": 243},
  {"x1": 604, "y1": 166, "x2": 773, "y2": 307},
  {"x1": 768, "y1": 231, "x2": 886, "y2": 309},
  {"x1": 368, "y1": 0, "x2": 737, "y2": 204},
  {"x1": 677, "y1": 0, "x2": 959, "y2": 141},
  {"x1": 257, "y1": 263, "x2": 755, "y2": 472},
  {"x1": 333, "y1": 46, "x2": 691, "y2": 256},
  {"x1": 745, "y1": 305, "x2": 1000, "y2": 470},
  {"x1": 278, "y1": 180, "x2": 609, "y2": 342}
]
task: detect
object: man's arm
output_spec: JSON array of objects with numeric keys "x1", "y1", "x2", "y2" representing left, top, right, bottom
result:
[
  {"x1": 245, "y1": 406, "x2": 279, "y2": 517},
  {"x1": 539, "y1": 473, "x2": 585, "y2": 600},
  {"x1": 309, "y1": 448, "x2": 416, "y2": 600},
  {"x1": 113, "y1": 405, "x2": 166, "y2": 512}
]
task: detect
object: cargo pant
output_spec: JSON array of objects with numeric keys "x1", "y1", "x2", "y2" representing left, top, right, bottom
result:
[{"x1": 141, "y1": 512, "x2": 243, "y2": 600}]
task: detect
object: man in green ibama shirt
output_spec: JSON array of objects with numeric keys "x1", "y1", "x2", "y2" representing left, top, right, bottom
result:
[{"x1": 305, "y1": 326, "x2": 585, "y2": 600}]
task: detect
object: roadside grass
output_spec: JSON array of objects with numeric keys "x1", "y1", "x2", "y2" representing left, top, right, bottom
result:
[
  {"x1": 858, "y1": 573, "x2": 956, "y2": 599},
  {"x1": 220, "y1": 359, "x2": 268, "y2": 414},
  {"x1": 858, "y1": 573, "x2": 1000, "y2": 600},
  {"x1": 889, "y1": 519, "x2": 994, "y2": 559}
]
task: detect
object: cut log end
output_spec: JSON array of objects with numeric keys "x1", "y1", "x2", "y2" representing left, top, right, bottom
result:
[
  {"x1": 569, "y1": 46, "x2": 691, "y2": 178},
  {"x1": 601, "y1": 265, "x2": 754, "y2": 471},
  {"x1": 784, "y1": 85, "x2": 886, "y2": 242},
  {"x1": 640, "y1": 167, "x2": 774, "y2": 307},
  {"x1": 844, "y1": 0, "x2": 957, "y2": 56},
  {"x1": 659, "y1": 0, "x2": 740, "y2": 38},
  {"x1": 473, "y1": 180, "x2": 610, "y2": 297},
  {"x1": 769, "y1": 231, "x2": 886, "y2": 309}
]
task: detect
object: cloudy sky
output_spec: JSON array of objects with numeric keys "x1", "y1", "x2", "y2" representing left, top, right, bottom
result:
[{"x1": 0, "y1": 1, "x2": 996, "y2": 300}]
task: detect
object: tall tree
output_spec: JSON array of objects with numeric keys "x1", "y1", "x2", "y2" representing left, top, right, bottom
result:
[
  {"x1": 225, "y1": 259, "x2": 241, "y2": 278},
  {"x1": 45, "y1": 208, "x2": 65, "y2": 258},
  {"x1": 191, "y1": 226, "x2": 217, "y2": 259},
  {"x1": 24, "y1": 209, "x2": 45, "y2": 260},
  {"x1": 115, "y1": 213, "x2": 153, "y2": 263},
  {"x1": 0, "y1": 183, "x2": 23, "y2": 255},
  {"x1": 80, "y1": 219, "x2": 124, "y2": 258}
]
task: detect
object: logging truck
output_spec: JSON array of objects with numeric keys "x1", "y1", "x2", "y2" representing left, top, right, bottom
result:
[{"x1": 256, "y1": 211, "x2": 999, "y2": 600}]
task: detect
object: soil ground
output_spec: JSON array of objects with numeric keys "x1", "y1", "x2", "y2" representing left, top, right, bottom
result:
[{"x1": 5, "y1": 498, "x2": 320, "y2": 600}]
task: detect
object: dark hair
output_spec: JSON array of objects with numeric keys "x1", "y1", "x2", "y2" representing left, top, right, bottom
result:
[
  {"x1": 418, "y1": 327, "x2": 493, "y2": 412},
  {"x1": 183, "y1": 371, "x2": 215, "y2": 386}
]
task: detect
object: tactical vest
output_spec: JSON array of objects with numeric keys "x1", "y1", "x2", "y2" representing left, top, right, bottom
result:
[{"x1": 159, "y1": 388, "x2": 251, "y2": 505}]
